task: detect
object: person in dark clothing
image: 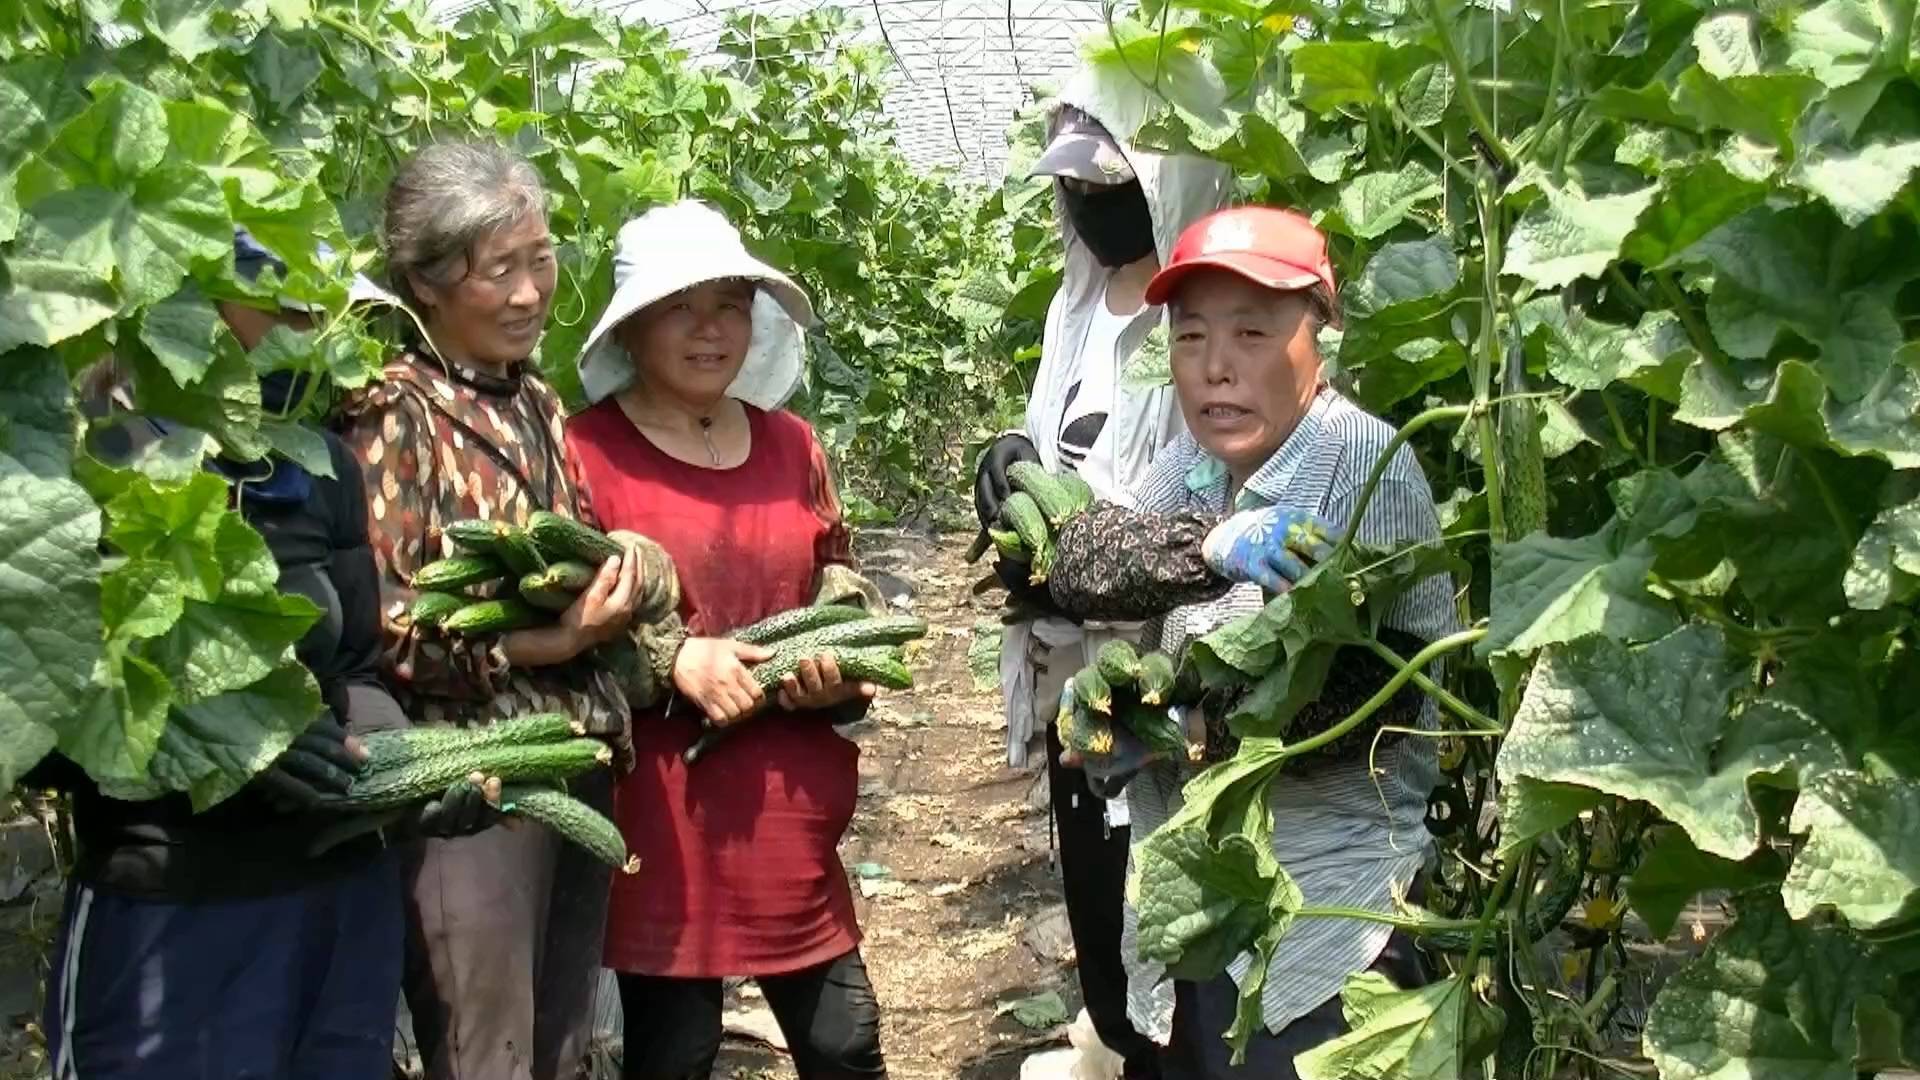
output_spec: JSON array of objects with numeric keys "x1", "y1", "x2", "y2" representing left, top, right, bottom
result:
[{"x1": 33, "y1": 230, "x2": 498, "y2": 1080}]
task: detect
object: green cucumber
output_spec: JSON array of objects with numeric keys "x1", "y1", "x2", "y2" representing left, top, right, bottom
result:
[
  {"x1": 410, "y1": 591, "x2": 469, "y2": 631},
  {"x1": 773, "y1": 615, "x2": 929, "y2": 655},
  {"x1": 358, "y1": 713, "x2": 584, "y2": 768},
  {"x1": 334, "y1": 738, "x2": 611, "y2": 809},
  {"x1": 1119, "y1": 701, "x2": 1194, "y2": 761},
  {"x1": 748, "y1": 645, "x2": 913, "y2": 695},
  {"x1": 519, "y1": 560, "x2": 596, "y2": 612},
  {"x1": 1055, "y1": 471, "x2": 1095, "y2": 515},
  {"x1": 1095, "y1": 639, "x2": 1142, "y2": 688},
  {"x1": 443, "y1": 597, "x2": 547, "y2": 635},
  {"x1": 443, "y1": 519, "x2": 509, "y2": 556},
  {"x1": 1071, "y1": 665, "x2": 1113, "y2": 715},
  {"x1": 495, "y1": 526, "x2": 548, "y2": 577},
  {"x1": 527, "y1": 510, "x2": 624, "y2": 565},
  {"x1": 1007, "y1": 462, "x2": 1083, "y2": 529},
  {"x1": 998, "y1": 492, "x2": 1053, "y2": 584},
  {"x1": 502, "y1": 785, "x2": 638, "y2": 874},
  {"x1": 1137, "y1": 652, "x2": 1177, "y2": 706},
  {"x1": 732, "y1": 604, "x2": 868, "y2": 646},
  {"x1": 413, "y1": 554, "x2": 509, "y2": 592},
  {"x1": 988, "y1": 527, "x2": 1029, "y2": 564},
  {"x1": 1058, "y1": 699, "x2": 1115, "y2": 757},
  {"x1": 684, "y1": 646, "x2": 914, "y2": 765}
]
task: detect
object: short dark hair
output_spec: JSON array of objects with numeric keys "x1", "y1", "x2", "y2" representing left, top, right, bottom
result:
[{"x1": 1305, "y1": 284, "x2": 1341, "y2": 331}]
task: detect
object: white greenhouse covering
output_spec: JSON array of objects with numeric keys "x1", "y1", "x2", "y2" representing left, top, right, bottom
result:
[{"x1": 430, "y1": 0, "x2": 1114, "y2": 185}]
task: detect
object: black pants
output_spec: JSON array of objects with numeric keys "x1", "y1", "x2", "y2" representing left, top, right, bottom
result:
[
  {"x1": 1048, "y1": 721, "x2": 1163, "y2": 1079},
  {"x1": 1161, "y1": 910, "x2": 1431, "y2": 1079},
  {"x1": 616, "y1": 948, "x2": 886, "y2": 1080}
]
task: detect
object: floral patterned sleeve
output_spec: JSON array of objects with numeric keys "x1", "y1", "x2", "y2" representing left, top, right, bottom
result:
[
  {"x1": 1045, "y1": 502, "x2": 1233, "y2": 622},
  {"x1": 337, "y1": 386, "x2": 512, "y2": 704}
]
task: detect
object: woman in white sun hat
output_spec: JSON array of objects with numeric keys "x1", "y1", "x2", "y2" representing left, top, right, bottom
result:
[{"x1": 564, "y1": 200, "x2": 892, "y2": 1079}]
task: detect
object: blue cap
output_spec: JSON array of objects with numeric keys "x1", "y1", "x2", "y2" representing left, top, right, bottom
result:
[{"x1": 233, "y1": 226, "x2": 287, "y2": 282}]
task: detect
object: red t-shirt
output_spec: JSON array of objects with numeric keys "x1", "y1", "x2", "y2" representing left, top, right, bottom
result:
[{"x1": 565, "y1": 399, "x2": 862, "y2": 977}]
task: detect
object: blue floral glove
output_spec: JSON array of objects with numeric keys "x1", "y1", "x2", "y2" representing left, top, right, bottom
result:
[{"x1": 1202, "y1": 507, "x2": 1341, "y2": 592}]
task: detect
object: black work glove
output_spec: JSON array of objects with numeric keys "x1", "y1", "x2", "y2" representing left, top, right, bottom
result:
[
  {"x1": 251, "y1": 711, "x2": 365, "y2": 813},
  {"x1": 408, "y1": 776, "x2": 505, "y2": 839},
  {"x1": 974, "y1": 433, "x2": 1040, "y2": 531},
  {"x1": 1077, "y1": 723, "x2": 1157, "y2": 798}
]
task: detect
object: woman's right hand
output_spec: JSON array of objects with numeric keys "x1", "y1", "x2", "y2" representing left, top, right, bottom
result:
[
  {"x1": 673, "y1": 637, "x2": 775, "y2": 727},
  {"x1": 559, "y1": 552, "x2": 642, "y2": 652}
]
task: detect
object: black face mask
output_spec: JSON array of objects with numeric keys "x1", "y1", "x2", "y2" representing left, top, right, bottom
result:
[{"x1": 1062, "y1": 181, "x2": 1157, "y2": 268}]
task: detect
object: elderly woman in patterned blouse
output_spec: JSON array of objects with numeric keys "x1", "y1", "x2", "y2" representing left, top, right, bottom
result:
[
  {"x1": 1020, "y1": 206, "x2": 1459, "y2": 1079},
  {"x1": 336, "y1": 140, "x2": 679, "y2": 1080}
]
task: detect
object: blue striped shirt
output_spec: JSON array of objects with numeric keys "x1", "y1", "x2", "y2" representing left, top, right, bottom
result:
[{"x1": 1120, "y1": 386, "x2": 1460, "y2": 1042}]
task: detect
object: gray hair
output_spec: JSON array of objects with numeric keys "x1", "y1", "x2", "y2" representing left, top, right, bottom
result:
[{"x1": 381, "y1": 140, "x2": 548, "y2": 314}]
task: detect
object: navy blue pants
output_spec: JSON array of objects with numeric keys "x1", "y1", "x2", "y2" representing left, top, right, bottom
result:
[{"x1": 44, "y1": 851, "x2": 405, "y2": 1080}]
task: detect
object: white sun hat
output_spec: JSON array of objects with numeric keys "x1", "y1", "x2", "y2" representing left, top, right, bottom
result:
[{"x1": 575, "y1": 200, "x2": 817, "y2": 410}]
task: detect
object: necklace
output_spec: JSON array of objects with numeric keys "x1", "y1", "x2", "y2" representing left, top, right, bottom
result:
[
  {"x1": 697, "y1": 416, "x2": 720, "y2": 467},
  {"x1": 619, "y1": 394, "x2": 727, "y2": 467}
]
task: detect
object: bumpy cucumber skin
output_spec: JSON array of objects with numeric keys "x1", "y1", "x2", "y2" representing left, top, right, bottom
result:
[
  {"x1": 732, "y1": 604, "x2": 868, "y2": 646},
  {"x1": 443, "y1": 597, "x2": 547, "y2": 635},
  {"x1": 358, "y1": 713, "x2": 582, "y2": 767},
  {"x1": 413, "y1": 555, "x2": 509, "y2": 592},
  {"x1": 749, "y1": 646, "x2": 913, "y2": 694},
  {"x1": 495, "y1": 527, "x2": 548, "y2": 577},
  {"x1": 773, "y1": 616, "x2": 929, "y2": 655},
  {"x1": 1118, "y1": 701, "x2": 1192, "y2": 761},
  {"x1": 1006, "y1": 462, "x2": 1081, "y2": 528},
  {"x1": 1054, "y1": 471, "x2": 1095, "y2": 514},
  {"x1": 444, "y1": 519, "x2": 509, "y2": 555},
  {"x1": 502, "y1": 785, "x2": 638, "y2": 873},
  {"x1": 527, "y1": 510, "x2": 624, "y2": 565},
  {"x1": 1137, "y1": 652, "x2": 1177, "y2": 705},
  {"x1": 410, "y1": 591, "x2": 468, "y2": 630},
  {"x1": 1095, "y1": 639, "x2": 1142, "y2": 688},
  {"x1": 520, "y1": 580, "x2": 577, "y2": 612},
  {"x1": 988, "y1": 527, "x2": 1029, "y2": 564},
  {"x1": 336, "y1": 738, "x2": 610, "y2": 809},
  {"x1": 1072, "y1": 665, "x2": 1113, "y2": 715},
  {"x1": 1059, "y1": 700, "x2": 1115, "y2": 756}
]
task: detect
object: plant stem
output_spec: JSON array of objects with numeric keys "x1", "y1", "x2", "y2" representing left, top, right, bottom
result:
[
  {"x1": 1332, "y1": 405, "x2": 1473, "y2": 564},
  {"x1": 1294, "y1": 905, "x2": 1486, "y2": 934},
  {"x1": 1285, "y1": 628, "x2": 1489, "y2": 757},
  {"x1": 1364, "y1": 637, "x2": 1500, "y2": 731},
  {"x1": 1475, "y1": 183, "x2": 1509, "y2": 544},
  {"x1": 1465, "y1": 843, "x2": 1529, "y2": 973},
  {"x1": 1654, "y1": 270, "x2": 1722, "y2": 364},
  {"x1": 1393, "y1": 102, "x2": 1479, "y2": 187},
  {"x1": 1423, "y1": 0, "x2": 1510, "y2": 169}
]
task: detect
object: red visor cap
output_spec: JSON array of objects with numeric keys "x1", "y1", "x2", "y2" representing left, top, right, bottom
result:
[{"x1": 1144, "y1": 206, "x2": 1337, "y2": 307}]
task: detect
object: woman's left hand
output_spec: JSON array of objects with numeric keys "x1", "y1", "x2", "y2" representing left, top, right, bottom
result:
[
  {"x1": 1202, "y1": 506, "x2": 1341, "y2": 592},
  {"x1": 777, "y1": 653, "x2": 878, "y2": 713}
]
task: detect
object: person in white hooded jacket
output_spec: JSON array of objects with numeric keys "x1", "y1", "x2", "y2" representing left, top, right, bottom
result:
[{"x1": 976, "y1": 63, "x2": 1229, "y2": 1080}]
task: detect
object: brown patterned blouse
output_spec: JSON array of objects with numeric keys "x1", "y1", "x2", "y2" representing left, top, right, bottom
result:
[{"x1": 333, "y1": 352, "x2": 632, "y2": 745}]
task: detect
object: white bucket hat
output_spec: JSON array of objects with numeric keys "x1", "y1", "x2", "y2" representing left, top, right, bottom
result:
[{"x1": 576, "y1": 201, "x2": 817, "y2": 410}]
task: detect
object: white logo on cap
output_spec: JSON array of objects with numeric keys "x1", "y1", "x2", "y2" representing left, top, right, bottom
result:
[{"x1": 1204, "y1": 215, "x2": 1256, "y2": 253}]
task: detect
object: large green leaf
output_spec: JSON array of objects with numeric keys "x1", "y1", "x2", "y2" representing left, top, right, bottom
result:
[
  {"x1": 1786, "y1": 0, "x2": 1911, "y2": 89},
  {"x1": 1621, "y1": 160, "x2": 1767, "y2": 268},
  {"x1": 1628, "y1": 824, "x2": 1784, "y2": 939},
  {"x1": 1682, "y1": 206, "x2": 1908, "y2": 403},
  {"x1": 109, "y1": 658, "x2": 321, "y2": 810},
  {"x1": 1784, "y1": 769, "x2": 1920, "y2": 929},
  {"x1": 1517, "y1": 299, "x2": 1690, "y2": 392},
  {"x1": 1295, "y1": 973, "x2": 1501, "y2": 1080},
  {"x1": 1484, "y1": 466, "x2": 1718, "y2": 659},
  {"x1": 1845, "y1": 497, "x2": 1920, "y2": 609},
  {"x1": 1644, "y1": 894, "x2": 1873, "y2": 1080},
  {"x1": 1498, "y1": 625, "x2": 1847, "y2": 861},
  {"x1": 1503, "y1": 178, "x2": 1657, "y2": 290},
  {"x1": 0, "y1": 348, "x2": 100, "y2": 788},
  {"x1": 130, "y1": 339, "x2": 268, "y2": 461},
  {"x1": 1331, "y1": 163, "x2": 1441, "y2": 241}
]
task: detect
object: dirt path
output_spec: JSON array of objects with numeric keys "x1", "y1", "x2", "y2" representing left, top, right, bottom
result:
[{"x1": 714, "y1": 528, "x2": 1077, "y2": 1080}]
